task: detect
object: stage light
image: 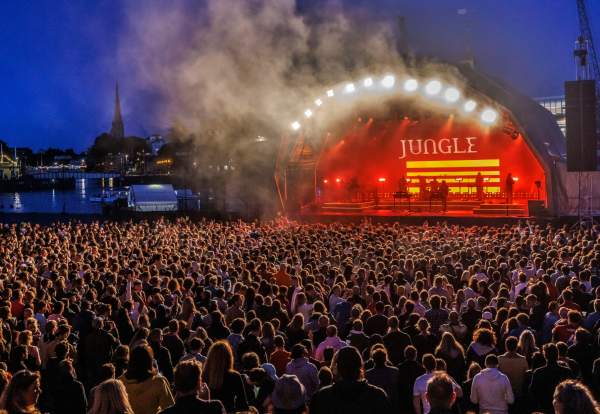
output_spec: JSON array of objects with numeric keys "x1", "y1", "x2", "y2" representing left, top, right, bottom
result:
[
  {"x1": 344, "y1": 83, "x2": 356, "y2": 93},
  {"x1": 481, "y1": 108, "x2": 498, "y2": 124},
  {"x1": 363, "y1": 77, "x2": 373, "y2": 87},
  {"x1": 323, "y1": 179, "x2": 329, "y2": 184},
  {"x1": 404, "y1": 78, "x2": 418, "y2": 92},
  {"x1": 378, "y1": 177, "x2": 386, "y2": 182},
  {"x1": 381, "y1": 74, "x2": 395, "y2": 88},
  {"x1": 444, "y1": 87, "x2": 460, "y2": 102},
  {"x1": 291, "y1": 121, "x2": 301, "y2": 131},
  {"x1": 513, "y1": 176, "x2": 519, "y2": 182},
  {"x1": 304, "y1": 109, "x2": 313, "y2": 118},
  {"x1": 425, "y1": 80, "x2": 442, "y2": 95},
  {"x1": 335, "y1": 178, "x2": 341, "y2": 183},
  {"x1": 315, "y1": 98, "x2": 323, "y2": 106},
  {"x1": 327, "y1": 89, "x2": 334, "y2": 97},
  {"x1": 463, "y1": 100, "x2": 477, "y2": 112}
]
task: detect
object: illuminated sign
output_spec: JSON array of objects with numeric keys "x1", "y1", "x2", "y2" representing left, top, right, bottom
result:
[{"x1": 398, "y1": 137, "x2": 478, "y2": 159}]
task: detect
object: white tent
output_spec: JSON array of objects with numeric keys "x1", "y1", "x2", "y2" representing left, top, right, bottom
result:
[{"x1": 128, "y1": 184, "x2": 178, "y2": 212}]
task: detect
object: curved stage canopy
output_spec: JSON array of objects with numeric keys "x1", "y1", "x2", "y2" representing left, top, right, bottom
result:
[{"x1": 276, "y1": 62, "x2": 592, "y2": 217}]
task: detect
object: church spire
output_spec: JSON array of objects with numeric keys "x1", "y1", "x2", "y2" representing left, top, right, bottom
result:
[{"x1": 110, "y1": 81, "x2": 125, "y2": 139}]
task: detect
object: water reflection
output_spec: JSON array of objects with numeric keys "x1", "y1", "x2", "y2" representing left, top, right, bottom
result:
[{"x1": 0, "y1": 179, "x2": 103, "y2": 214}]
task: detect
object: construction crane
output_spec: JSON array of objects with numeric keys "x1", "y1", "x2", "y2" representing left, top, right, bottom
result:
[{"x1": 575, "y1": 0, "x2": 600, "y2": 108}]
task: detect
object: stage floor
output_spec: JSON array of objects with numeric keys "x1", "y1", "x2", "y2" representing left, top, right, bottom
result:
[{"x1": 297, "y1": 200, "x2": 542, "y2": 224}]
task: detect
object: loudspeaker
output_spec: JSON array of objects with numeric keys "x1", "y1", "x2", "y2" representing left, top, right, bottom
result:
[
  {"x1": 528, "y1": 200, "x2": 546, "y2": 217},
  {"x1": 565, "y1": 80, "x2": 597, "y2": 171}
]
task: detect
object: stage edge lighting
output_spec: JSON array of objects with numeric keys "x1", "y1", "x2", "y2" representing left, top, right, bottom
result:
[
  {"x1": 381, "y1": 75, "x2": 395, "y2": 88},
  {"x1": 481, "y1": 108, "x2": 498, "y2": 124},
  {"x1": 345, "y1": 83, "x2": 356, "y2": 93},
  {"x1": 404, "y1": 79, "x2": 418, "y2": 92},
  {"x1": 363, "y1": 77, "x2": 373, "y2": 87},
  {"x1": 315, "y1": 98, "x2": 323, "y2": 106},
  {"x1": 425, "y1": 80, "x2": 442, "y2": 95},
  {"x1": 304, "y1": 109, "x2": 313, "y2": 118},
  {"x1": 291, "y1": 121, "x2": 301, "y2": 131},
  {"x1": 464, "y1": 100, "x2": 477, "y2": 112},
  {"x1": 444, "y1": 87, "x2": 460, "y2": 102},
  {"x1": 327, "y1": 89, "x2": 334, "y2": 97}
]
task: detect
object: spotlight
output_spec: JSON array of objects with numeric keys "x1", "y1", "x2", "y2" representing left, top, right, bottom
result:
[
  {"x1": 335, "y1": 178, "x2": 341, "y2": 183},
  {"x1": 327, "y1": 89, "x2": 334, "y2": 97},
  {"x1": 404, "y1": 78, "x2": 418, "y2": 92},
  {"x1": 444, "y1": 87, "x2": 460, "y2": 102},
  {"x1": 363, "y1": 77, "x2": 373, "y2": 87},
  {"x1": 315, "y1": 98, "x2": 323, "y2": 106},
  {"x1": 481, "y1": 108, "x2": 498, "y2": 124},
  {"x1": 381, "y1": 74, "x2": 395, "y2": 88},
  {"x1": 463, "y1": 100, "x2": 477, "y2": 112},
  {"x1": 345, "y1": 83, "x2": 356, "y2": 93},
  {"x1": 323, "y1": 179, "x2": 329, "y2": 184},
  {"x1": 291, "y1": 121, "x2": 301, "y2": 131},
  {"x1": 304, "y1": 109, "x2": 313, "y2": 118},
  {"x1": 425, "y1": 80, "x2": 442, "y2": 95},
  {"x1": 378, "y1": 177, "x2": 386, "y2": 182}
]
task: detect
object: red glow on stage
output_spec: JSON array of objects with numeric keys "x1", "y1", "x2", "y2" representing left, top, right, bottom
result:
[{"x1": 317, "y1": 114, "x2": 546, "y2": 205}]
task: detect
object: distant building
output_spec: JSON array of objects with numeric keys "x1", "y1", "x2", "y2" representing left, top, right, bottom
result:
[
  {"x1": 534, "y1": 95, "x2": 566, "y2": 136},
  {"x1": 0, "y1": 151, "x2": 19, "y2": 179},
  {"x1": 110, "y1": 82, "x2": 125, "y2": 139},
  {"x1": 147, "y1": 135, "x2": 166, "y2": 155}
]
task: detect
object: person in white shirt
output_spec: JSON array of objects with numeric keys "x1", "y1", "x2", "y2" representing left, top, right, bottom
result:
[
  {"x1": 413, "y1": 354, "x2": 462, "y2": 414},
  {"x1": 471, "y1": 354, "x2": 514, "y2": 414}
]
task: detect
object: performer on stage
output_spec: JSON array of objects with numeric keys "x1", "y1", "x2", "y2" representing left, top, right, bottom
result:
[
  {"x1": 505, "y1": 172, "x2": 514, "y2": 204},
  {"x1": 398, "y1": 176, "x2": 408, "y2": 193},
  {"x1": 419, "y1": 176, "x2": 427, "y2": 200},
  {"x1": 440, "y1": 180, "x2": 449, "y2": 211},
  {"x1": 476, "y1": 172, "x2": 484, "y2": 201}
]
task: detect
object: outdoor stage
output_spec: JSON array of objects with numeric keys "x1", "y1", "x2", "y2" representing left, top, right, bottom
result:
[{"x1": 297, "y1": 198, "x2": 545, "y2": 225}]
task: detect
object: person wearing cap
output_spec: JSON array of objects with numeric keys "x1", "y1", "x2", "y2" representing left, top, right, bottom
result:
[
  {"x1": 271, "y1": 374, "x2": 306, "y2": 414},
  {"x1": 158, "y1": 359, "x2": 224, "y2": 414},
  {"x1": 310, "y1": 346, "x2": 392, "y2": 414},
  {"x1": 285, "y1": 344, "x2": 319, "y2": 401}
]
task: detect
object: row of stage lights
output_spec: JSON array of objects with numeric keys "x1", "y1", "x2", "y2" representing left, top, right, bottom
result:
[
  {"x1": 290, "y1": 75, "x2": 499, "y2": 131},
  {"x1": 322, "y1": 176, "x2": 519, "y2": 184}
]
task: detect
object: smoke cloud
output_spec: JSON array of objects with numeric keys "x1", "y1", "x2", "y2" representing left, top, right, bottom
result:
[{"x1": 119, "y1": 0, "x2": 404, "y2": 141}]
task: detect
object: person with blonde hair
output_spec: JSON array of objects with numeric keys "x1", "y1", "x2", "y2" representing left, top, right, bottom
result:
[
  {"x1": 516, "y1": 329, "x2": 538, "y2": 363},
  {"x1": 88, "y1": 379, "x2": 134, "y2": 414},
  {"x1": 201, "y1": 341, "x2": 248, "y2": 413},
  {"x1": 553, "y1": 379, "x2": 600, "y2": 414}
]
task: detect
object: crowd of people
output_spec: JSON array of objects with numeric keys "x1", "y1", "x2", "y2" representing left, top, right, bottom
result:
[{"x1": 0, "y1": 217, "x2": 598, "y2": 413}]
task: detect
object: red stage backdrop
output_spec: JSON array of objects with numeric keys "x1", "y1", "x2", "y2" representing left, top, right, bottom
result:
[{"x1": 317, "y1": 115, "x2": 546, "y2": 203}]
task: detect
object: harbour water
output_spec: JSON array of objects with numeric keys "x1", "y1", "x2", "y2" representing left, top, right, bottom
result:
[{"x1": 0, "y1": 178, "x2": 114, "y2": 214}]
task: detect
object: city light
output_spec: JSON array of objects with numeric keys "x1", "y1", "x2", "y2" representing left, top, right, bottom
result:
[
  {"x1": 315, "y1": 98, "x2": 323, "y2": 106},
  {"x1": 363, "y1": 77, "x2": 373, "y2": 87},
  {"x1": 444, "y1": 87, "x2": 460, "y2": 102},
  {"x1": 304, "y1": 109, "x2": 313, "y2": 118},
  {"x1": 464, "y1": 100, "x2": 477, "y2": 112},
  {"x1": 381, "y1": 74, "x2": 395, "y2": 88},
  {"x1": 425, "y1": 80, "x2": 442, "y2": 95},
  {"x1": 344, "y1": 83, "x2": 356, "y2": 93},
  {"x1": 291, "y1": 121, "x2": 301, "y2": 131},
  {"x1": 404, "y1": 78, "x2": 418, "y2": 92},
  {"x1": 481, "y1": 108, "x2": 498, "y2": 124},
  {"x1": 327, "y1": 89, "x2": 334, "y2": 97}
]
